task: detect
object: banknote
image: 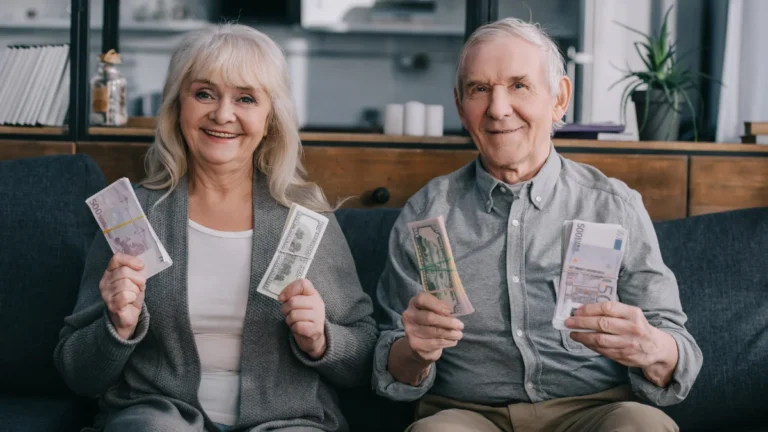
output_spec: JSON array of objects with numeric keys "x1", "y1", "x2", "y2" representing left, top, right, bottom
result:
[
  {"x1": 85, "y1": 177, "x2": 172, "y2": 278},
  {"x1": 257, "y1": 203, "x2": 328, "y2": 300},
  {"x1": 408, "y1": 216, "x2": 474, "y2": 317},
  {"x1": 553, "y1": 220, "x2": 627, "y2": 331}
]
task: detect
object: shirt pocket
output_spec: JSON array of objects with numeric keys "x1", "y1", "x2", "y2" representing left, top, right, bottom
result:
[{"x1": 548, "y1": 276, "x2": 601, "y2": 357}]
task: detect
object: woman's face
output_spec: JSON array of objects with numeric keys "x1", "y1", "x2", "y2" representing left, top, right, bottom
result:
[{"x1": 179, "y1": 72, "x2": 273, "y2": 173}]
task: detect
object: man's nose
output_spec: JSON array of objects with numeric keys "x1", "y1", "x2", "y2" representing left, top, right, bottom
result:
[{"x1": 486, "y1": 86, "x2": 514, "y2": 121}]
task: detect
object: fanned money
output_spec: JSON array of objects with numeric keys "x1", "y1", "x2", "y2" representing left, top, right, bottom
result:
[
  {"x1": 552, "y1": 220, "x2": 627, "y2": 331},
  {"x1": 85, "y1": 178, "x2": 172, "y2": 278},
  {"x1": 257, "y1": 203, "x2": 328, "y2": 300},
  {"x1": 408, "y1": 216, "x2": 474, "y2": 317}
]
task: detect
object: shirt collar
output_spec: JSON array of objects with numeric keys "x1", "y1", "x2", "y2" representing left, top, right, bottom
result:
[{"x1": 474, "y1": 143, "x2": 562, "y2": 213}]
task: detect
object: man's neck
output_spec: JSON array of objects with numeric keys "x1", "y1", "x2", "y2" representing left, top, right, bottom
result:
[{"x1": 481, "y1": 144, "x2": 551, "y2": 185}]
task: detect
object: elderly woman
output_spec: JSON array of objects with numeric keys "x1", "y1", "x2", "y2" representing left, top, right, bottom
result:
[{"x1": 54, "y1": 24, "x2": 377, "y2": 432}]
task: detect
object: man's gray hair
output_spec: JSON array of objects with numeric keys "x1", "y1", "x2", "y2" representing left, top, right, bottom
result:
[{"x1": 455, "y1": 17, "x2": 567, "y2": 128}]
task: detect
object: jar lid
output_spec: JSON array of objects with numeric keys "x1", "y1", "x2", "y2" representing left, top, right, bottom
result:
[{"x1": 99, "y1": 49, "x2": 121, "y2": 64}]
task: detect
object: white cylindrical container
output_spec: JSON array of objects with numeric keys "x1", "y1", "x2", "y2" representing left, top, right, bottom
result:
[
  {"x1": 425, "y1": 104, "x2": 444, "y2": 137},
  {"x1": 403, "y1": 101, "x2": 426, "y2": 136},
  {"x1": 383, "y1": 103, "x2": 404, "y2": 135}
]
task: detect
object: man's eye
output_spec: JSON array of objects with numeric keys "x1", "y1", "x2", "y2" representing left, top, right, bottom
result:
[{"x1": 513, "y1": 83, "x2": 526, "y2": 89}]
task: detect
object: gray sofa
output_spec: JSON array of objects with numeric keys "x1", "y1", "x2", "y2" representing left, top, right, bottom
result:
[{"x1": 1, "y1": 154, "x2": 766, "y2": 431}]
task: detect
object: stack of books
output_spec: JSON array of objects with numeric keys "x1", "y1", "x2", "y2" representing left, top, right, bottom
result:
[
  {"x1": 0, "y1": 44, "x2": 71, "y2": 127},
  {"x1": 742, "y1": 122, "x2": 768, "y2": 144}
]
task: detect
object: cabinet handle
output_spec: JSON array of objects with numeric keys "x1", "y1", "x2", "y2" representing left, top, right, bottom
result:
[{"x1": 363, "y1": 187, "x2": 390, "y2": 206}]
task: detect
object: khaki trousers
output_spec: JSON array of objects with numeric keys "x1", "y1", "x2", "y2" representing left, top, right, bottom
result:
[{"x1": 406, "y1": 385, "x2": 678, "y2": 432}]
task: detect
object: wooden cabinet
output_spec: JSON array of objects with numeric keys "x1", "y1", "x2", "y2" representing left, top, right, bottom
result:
[
  {"x1": 2, "y1": 136, "x2": 767, "y2": 222},
  {"x1": 304, "y1": 148, "x2": 690, "y2": 221}
]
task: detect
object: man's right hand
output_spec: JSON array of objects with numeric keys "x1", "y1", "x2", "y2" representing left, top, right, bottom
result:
[
  {"x1": 99, "y1": 253, "x2": 146, "y2": 340},
  {"x1": 403, "y1": 292, "x2": 465, "y2": 363}
]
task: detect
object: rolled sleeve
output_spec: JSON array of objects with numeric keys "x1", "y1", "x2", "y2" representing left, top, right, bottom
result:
[
  {"x1": 620, "y1": 191, "x2": 704, "y2": 406},
  {"x1": 372, "y1": 330, "x2": 436, "y2": 401},
  {"x1": 628, "y1": 328, "x2": 703, "y2": 406}
]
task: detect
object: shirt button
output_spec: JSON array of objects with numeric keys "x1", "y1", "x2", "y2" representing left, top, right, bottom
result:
[
  {"x1": 527, "y1": 382, "x2": 534, "y2": 390},
  {"x1": 486, "y1": 200, "x2": 492, "y2": 207},
  {"x1": 516, "y1": 329, "x2": 523, "y2": 337},
  {"x1": 512, "y1": 219, "x2": 519, "y2": 227},
  {"x1": 500, "y1": 186, "x2": 507, "y2": 193},
  {"x1": 535, "y1": 196, "x2": 542, "y2": 202},
  {"x1": 512, "y1": 275, "x2": 520, "y2": 283}
]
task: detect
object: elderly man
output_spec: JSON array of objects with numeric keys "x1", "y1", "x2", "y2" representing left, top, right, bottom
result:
[{"x1": 372, "y1": 17, "x2": 702, "y2": 432}]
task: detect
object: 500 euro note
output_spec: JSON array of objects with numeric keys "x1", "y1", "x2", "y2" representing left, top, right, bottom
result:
[
  {"x1": 85, "y1": 178, "x2": 172, "y2": 278},
  {"x1": 552, "y1": 220, "x2": 627, "y2": 331},
  {"x1": 408, "y1": 216, "x2": 474, "y2": 317}
]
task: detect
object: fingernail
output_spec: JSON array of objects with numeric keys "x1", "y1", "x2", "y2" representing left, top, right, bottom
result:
[
  {"x1": 456, "y1": 320, "x2": 464, "y2": 330},
  {"x1": 565, "y1": 318, "x2": 575, "y2": 327},
  {"x1": 442, "y1": 308, "x2": 451, "y2": 315}
]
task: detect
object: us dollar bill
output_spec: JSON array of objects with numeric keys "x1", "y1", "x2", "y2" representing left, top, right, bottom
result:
[
  {"x1": 257, "y1": 203, "x2": 328, "y2": 300},
  {"x1": 553, "y1": 220, "x2": 627, "y2": 331},
  {"x1": 408, "y1": 216, "x2": 474, "y2": 317},
  {"x1": 85, "y1": 177, "x2": 172, "y2": 278}
]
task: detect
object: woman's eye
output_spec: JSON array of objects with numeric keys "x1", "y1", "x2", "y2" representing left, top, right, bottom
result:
[
  {"x1": 239, "y1": 96, "x2": 256, "y2": 104},
  {"x1": 195, "y1": 91, "x2": 213, "y2": 100}
]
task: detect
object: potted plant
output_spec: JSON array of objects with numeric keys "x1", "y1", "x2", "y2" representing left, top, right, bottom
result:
[{"x1": 611, "y1": 6, "x2": 710, "y2": 141}]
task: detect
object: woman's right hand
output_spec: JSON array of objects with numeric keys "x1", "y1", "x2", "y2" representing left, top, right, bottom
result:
[{"x1": 99, "y1": 253, "x2": 146, "y2": 340}]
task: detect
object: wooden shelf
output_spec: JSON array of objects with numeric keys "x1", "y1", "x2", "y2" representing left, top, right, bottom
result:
[{"x1": 0, "y1": 125, "x2": 67, "y2": 135}]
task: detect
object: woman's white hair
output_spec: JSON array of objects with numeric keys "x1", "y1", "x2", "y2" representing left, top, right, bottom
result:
[
  {"x1": 455, "y1": 17, "x2": 567, "y2": 130},
  {"x1": 141, "y1": 23, "x2": 334, "y2": 212}
]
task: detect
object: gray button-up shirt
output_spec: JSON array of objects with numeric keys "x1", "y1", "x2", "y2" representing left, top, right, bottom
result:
[{"x1": 372, "y1": 146, "x2": 702, "y2": 407}]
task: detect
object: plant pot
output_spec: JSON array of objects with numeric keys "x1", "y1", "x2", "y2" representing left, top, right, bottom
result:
[{"x1": 632, "y1": 89, "x2": 681, "y2": 141}]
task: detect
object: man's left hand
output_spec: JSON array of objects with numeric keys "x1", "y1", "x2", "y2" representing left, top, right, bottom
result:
[
  {"x1": 280, "y1": 279, "x2": 327, "y2": 359},
  {"x1": 565, "y1": 301, "x2": 678, "y2": 387}
]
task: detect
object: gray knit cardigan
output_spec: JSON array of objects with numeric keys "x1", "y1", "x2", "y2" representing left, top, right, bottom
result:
[{"x1": 54, "y1": 172, "x2": 378, "y2": 431}]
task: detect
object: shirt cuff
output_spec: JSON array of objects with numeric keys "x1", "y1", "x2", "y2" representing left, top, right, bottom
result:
[
  {"x1": 628, "y1": 328, "x2": 702, "y2": 407},
  {"x1": 372, "y1": 330, "x2": 436, "y2": 402}
]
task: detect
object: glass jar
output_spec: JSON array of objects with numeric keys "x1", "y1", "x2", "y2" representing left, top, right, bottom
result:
[{"x1": 90, "y1": 49, "x2": 127, "y2": 126}]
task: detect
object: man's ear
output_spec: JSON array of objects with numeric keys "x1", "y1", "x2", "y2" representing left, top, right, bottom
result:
[{"x1": 553, "y1": 76, "x2": 572, "y2": 123}]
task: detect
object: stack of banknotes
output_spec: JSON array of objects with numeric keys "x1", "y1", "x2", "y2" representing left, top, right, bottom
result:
[
  {"x1": 408, "y1": 216, "x2": 475, "y2": 317},
  {"x1": 85, "y1": 178, "x2": 172, "y2": 278},
  {"x1": 256, "y1": 203, "x2": 328, "y2": 300},
  {"x1": 552, "y1": 220, "x2": 628, "y2": 331}
]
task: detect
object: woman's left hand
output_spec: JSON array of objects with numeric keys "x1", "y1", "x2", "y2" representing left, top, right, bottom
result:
[{"x1": 280, "y1": 279, "x2": 327, "y2": 359}]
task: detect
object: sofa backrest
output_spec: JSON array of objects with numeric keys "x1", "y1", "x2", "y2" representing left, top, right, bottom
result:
[
  {"x1": 336, "y1": 206, "x2": 768, "y2": 432},
  {"x1": 0, "y1": 155, "x2": 106, "y2": 397},
  {"x1": 655, "y1": 207, "x2": 768, "y2": 430}
]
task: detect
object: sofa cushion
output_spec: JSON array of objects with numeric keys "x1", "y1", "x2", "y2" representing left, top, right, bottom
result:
[
  {"x1": 335, "y1": 208, "x2": 413, "y2": 432},
  {"x1": 655, "y1": 207, "x2": 768, "y2": 431},
  {"x1": 0, "y1": 397, "x2": 91, "y2": 432},
  {"x1": 0, "y1": 155, "x2": 106, "y2": 397}
]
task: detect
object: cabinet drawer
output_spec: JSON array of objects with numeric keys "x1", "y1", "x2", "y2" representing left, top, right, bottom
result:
[
  {"x1": 689, "y1": 156, "x2": 768, "y2": 216},
  {"x1": 564, "y1": 153, "x2": 688, "y2": 221},
  {"x1": 303, "y1": 147, "x2": 477, "y2": 208}
]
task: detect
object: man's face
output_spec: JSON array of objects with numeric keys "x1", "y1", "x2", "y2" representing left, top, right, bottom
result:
[{"x1": 456, "y1": 36, "x2": 563, "y2": 171}]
